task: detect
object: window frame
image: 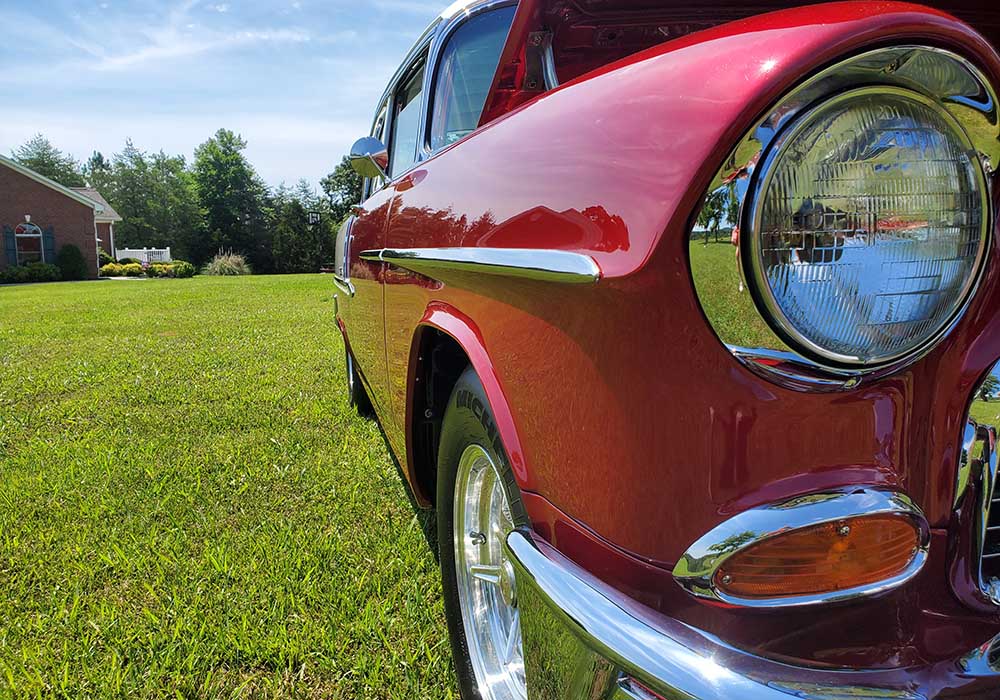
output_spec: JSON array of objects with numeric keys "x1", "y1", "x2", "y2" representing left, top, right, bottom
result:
[
  {"x1": 364, "y1": 98, "x2": 390, "y2": 200},
  {"x1": 14, "y1": 222, "x2": 44, "y2": 265},
  {"x1": 386, "y1": 51, "x2": 429, "y2": 181},
  {"x1": 424, "y1": 1, "x2": 517, "y2": 157},
  {"x1": 362, "y1": 0, "x2": 518, "y2": 199}
]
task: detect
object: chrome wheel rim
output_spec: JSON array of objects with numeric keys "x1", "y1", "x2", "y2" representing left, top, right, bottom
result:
[{"x1": 454, "y1": 444, "x2": 526, "y2": 700}]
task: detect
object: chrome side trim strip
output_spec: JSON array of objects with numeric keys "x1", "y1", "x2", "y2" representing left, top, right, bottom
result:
[
  {"x1": 672, "y1": 488, "x2": 930, "y2": 608},
  {"x1": 360, "y1": 247, "x2": 601, "y2": 284}
]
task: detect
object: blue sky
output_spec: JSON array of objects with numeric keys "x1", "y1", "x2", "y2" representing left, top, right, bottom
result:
[{"x1": 0, "y1": 0, "x2": 445, "y2": 188}]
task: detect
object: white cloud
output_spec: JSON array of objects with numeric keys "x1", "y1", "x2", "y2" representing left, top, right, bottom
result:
[{"x1": 209, "y1": 3, "x2": 229, "y2": 12}]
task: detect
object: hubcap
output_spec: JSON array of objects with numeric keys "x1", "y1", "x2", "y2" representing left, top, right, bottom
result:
[{"x1": 454, "y1": 444, "x2": 526, "y2": 700}]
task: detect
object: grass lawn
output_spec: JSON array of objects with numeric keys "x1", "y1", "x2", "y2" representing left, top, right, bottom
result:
[
  {"x1": 968, "y1": 399, "x2": 1000, "y2": 429},
  {"x1": 0, "y1": 276, "x2": 455, "y2": 698},
  {"x1": 688, "y1": 239, "x2": 786, "y2": 350}
]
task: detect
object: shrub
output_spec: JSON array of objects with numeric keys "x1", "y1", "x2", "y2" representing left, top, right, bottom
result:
[
  {"x1": 0, "y1": 263, "x2": 62, "y2": 284},
  {"x1": 122, "y1": 263, "x2": 144, "y2": 277},
  {"x1": 55, "y1": 244, "x2": 90, "y2": 281},
  {"x1": 100, "y1": 263, "x2": 124, "y2": 277},
  {"x1": 118, "y1": 257, "x2": 141, "y2": 265},
  {"x1": 171, "y1": 260, "x2": 196, "y2": 278},
  {"x1": 146, "y1": 263, "x2": 171, "y2": 278},
  {"x1": 202, "y1": 251, "x2": 251, "y2": 276},
  {"x1": 99, "y1": 248, "x2": 115, "y2": 266}
]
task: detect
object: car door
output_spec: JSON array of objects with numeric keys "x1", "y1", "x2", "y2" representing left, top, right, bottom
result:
[
  {"x1": 344, "y1": 99, "x2": 392, "y2": 417},
  {"x1": 383, "y1": 5, "x2": 517, "y2": 450}
]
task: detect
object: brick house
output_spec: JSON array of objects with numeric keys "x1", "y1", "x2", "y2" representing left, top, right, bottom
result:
[{"x1": 0, "y1": 155, "x2": 122, "y2": 279}]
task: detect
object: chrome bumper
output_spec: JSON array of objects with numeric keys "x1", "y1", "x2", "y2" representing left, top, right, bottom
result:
[{"x1": 504, "y1": 530, "x2": 996, "y2": 700}]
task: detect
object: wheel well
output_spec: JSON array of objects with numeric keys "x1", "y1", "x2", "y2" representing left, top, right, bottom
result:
[{"x1": 412, "y1": 327, "x2": 469, "y2": 507}]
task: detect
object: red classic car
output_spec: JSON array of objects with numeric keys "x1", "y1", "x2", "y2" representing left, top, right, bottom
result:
[{"x1": 334, "y1": 1, "x2": 1000, "y2": 697}]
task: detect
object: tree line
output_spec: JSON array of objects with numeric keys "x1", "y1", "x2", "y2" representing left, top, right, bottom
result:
[{"x1": 11, "y1": 132, "x2": 362, "y2": 273}]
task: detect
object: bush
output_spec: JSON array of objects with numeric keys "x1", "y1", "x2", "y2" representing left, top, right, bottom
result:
[
  {"x1": 122, "y1": 263, "x2": 144, "y2": 277},
  {"x1": 55, "y1": 244, "x2": 90, "y2": 281},
  {"x1": 100, "y1": 263, "x2": 124, "y2": 277},
  {"x1": 0, "y1": 263, "x2": 62, "y2": 284},
  {"x1": 202, "y1": 251, "x2": 251, "y2": 276},
  {"x1": 144, "y1": 260, "x2": 196, "y2": 279},
  {"x1": 118, "y1": 257, "x2": 141, "y2": 265},
  {"x1": 172, "y1": 260, "x2": 196, "y2": 278},
  {"x1": 99, "y1": 248, "x2": 115, "y2": 266},
  {"x1": 146, "y1": 263, "x2": 170, "y2": 278}
]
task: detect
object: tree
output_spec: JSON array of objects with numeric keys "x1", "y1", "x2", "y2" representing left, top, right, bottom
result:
[
  {"x1": 101, "y1": 141, "x2": 203, "y2": 263},
  {"x1": 12, "y1": 134, "x2": 85, "y2": 187},
  {"x1": 84, "y1": 151, "x2": 113, "y2": 193},
  {"x1": 268, "y1": 182, "x2": 336, "y2": 273},
  {"x1": 980, "y1": 374, "x2": 1000, "y2": 402},
  {"x1": 193, "y1": 129, "x2": 270, "y2": 270},
  {"x1": 696, "y1": 189, "x2": 727, "y2": 244},
  {"x1": 320, "y1": 156, "x2": 363, "y2": 225}
]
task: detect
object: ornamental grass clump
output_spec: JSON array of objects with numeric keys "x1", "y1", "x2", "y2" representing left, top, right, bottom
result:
[{"x1": 203, "y1": 251, "x2": 251, "y2": 276}]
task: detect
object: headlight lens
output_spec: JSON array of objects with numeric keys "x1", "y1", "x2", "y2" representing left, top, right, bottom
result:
[{"x1": 747, "y1": 87, "x2": 989, "y2": 366}]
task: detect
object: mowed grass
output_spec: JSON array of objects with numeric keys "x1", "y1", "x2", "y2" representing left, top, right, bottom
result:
[
  {"x1": 0, "y1": 276, "x2": 456, "y2": 699},
  {"x1": 687, "y1": 239, "x2": 784, "y2": 350},
  {"x1": 968, "y1": 399, "x2": 1000, "y2": 428}
]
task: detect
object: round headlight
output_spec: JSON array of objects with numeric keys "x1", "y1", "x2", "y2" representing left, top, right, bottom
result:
[{"x1": 746, "y1": 86, "x2": 989, "y2": 367}]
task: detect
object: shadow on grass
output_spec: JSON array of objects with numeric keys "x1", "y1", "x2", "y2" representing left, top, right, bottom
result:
[{"x1": 372, "y1": 417, "x2": 440, "y2": 562}]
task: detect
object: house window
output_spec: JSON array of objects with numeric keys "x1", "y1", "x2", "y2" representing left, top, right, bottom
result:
[{"x1": 14, "y1": 222, "x2": 43, "y2": 264}]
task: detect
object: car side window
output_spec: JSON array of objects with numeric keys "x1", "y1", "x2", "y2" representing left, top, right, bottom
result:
[
  {"x1": 429, "y1": 6, "x2": 515, "y2": 152},
  {"x1": 366, "y1": 101, "x2": 389, "y2": 199},
  {"x1": 388, "y1": 55, "x2": 427, "y2": 178}
]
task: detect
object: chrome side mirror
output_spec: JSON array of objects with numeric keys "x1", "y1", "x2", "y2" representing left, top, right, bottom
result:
[{"x1": 349, "y1": 137, "x2": 389, "y2": 179}]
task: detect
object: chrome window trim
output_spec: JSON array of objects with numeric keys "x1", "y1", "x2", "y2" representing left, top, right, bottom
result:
[
  {"x1": 672, "y1": 487, "x2": 930, "y2": 608},
  {"x1": 364, "y1": 99, "x2": 390, "y2": 200},
  {"x1": 360, "y1": 247, "x2": 601, "y2": 283},
  {"x1": 421, "y1": 0, "x2": 518, "y2": 159},
  {"x1": 364, "y1": 0, "x2": 524, "y2": 193},
  {"x1": 386, "y1": 50, "x2": 431, "y2": 179},
  {"x1": 690, "y1": 45, "x2": 999, "y2": 391}
]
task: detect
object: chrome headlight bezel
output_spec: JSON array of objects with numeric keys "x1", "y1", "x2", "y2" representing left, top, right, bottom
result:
[
  {"x1": 690, "y1": 45, "x2": 998, "y2": 390},
  {"x1": 742, "y1": 84, "x2": 991, "y2": 369}
]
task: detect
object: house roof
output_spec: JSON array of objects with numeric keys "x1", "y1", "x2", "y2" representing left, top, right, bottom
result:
[
  {"x1": 71, "y1": 187, "x2": 122, "y2": 222},
  {"x1": 0, "y1": 154, "x2": 106, "y2": 213}
]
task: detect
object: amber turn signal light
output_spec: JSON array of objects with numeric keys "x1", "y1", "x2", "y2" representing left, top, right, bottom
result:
[{"x1": 714, "y1": 514, "x2": 920, "y2": 600}]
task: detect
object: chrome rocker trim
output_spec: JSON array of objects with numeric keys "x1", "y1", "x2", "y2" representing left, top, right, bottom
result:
[
  {"x1": 672, "y1": 488, "x2": 930, "y2": 608},
  {"x1": 360, "y1": 247, "x2": 601, "y2": 283},
  {"x1": 506, "y1": 529, "x2": 931, "y2": 700}
]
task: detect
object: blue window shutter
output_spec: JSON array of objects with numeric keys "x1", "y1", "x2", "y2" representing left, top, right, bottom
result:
[
  {"x1": 42, "y1": 227, "x2": 56, "y2": 263},
  {"x1": 3, "y1": 226, "x2": 15, "y2": 266}
]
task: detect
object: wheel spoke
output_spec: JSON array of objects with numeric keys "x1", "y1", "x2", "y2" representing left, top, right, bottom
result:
[
  {"x1": 503, "y1": 611, "x2": 520, "y2": 665},
  {"x1": 470, "y1": 564, "x2": 502, "y2": 585}
]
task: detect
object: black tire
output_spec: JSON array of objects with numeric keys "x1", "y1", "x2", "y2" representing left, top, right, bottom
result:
[
  {"x1": 346, "y1": 347, "x2": 374, "y2": 417},
  {"x1": 437, "y1": 366, "x2": 528, "y2": 700}
]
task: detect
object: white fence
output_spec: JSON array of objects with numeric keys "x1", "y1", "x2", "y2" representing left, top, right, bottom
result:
[{"x1": 116, "y1": 247, "x2": 172, "y2": 263}]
